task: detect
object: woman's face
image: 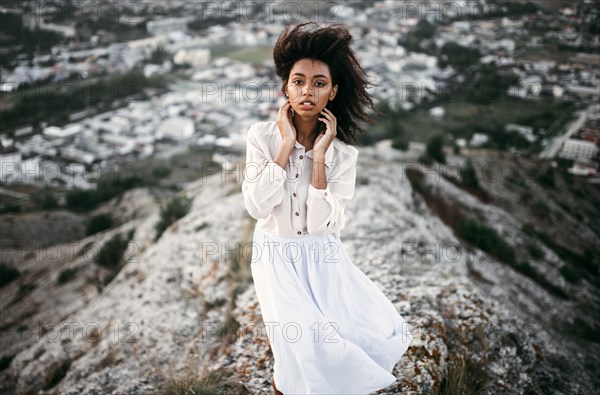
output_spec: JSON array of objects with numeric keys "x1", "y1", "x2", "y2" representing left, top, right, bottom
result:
[{"x1": 285, "y1": 58, "x2": 338, "y2": 117}]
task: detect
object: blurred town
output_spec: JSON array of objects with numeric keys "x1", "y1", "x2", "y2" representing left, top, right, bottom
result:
[
  {"x1": 0, "y1": 0, "x2": 598, "y2": 202},
  {"x1": 1, "y1": 2, "x2": 600, "y2": 394}
]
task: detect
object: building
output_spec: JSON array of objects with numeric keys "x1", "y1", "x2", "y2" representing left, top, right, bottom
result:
[
  {"x1": 157, "y1": 117, "x2": 195, "y2": 140},
  {"x1": 470, "y1": 133, "x2": 489, "y2": 147},
  {"x1": 0, "y1": 142, "x2": 22, "y2": 182},
  {"x1": 174, "y1": 47, "x2": 211, "y2": 67},
  {"x1": 147, "y1": 17, "x2": 193, "y2": 36},
  {"x1": 566, "y1": 85, "x2": 600, "y2": 102},
  {"x1": 506, "y1": 123, "x2": 536, "y2": 142},
  {"x1": 43, "y1": 124, "x2": 84, "y2": 139},
  {"x1": 559, "y1": 138, "x2": 599, "y2": 163}
]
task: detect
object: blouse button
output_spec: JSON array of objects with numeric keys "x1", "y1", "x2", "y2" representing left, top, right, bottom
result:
[
  {"x1": 295, "y1": 212, "x2": 299, "y2": 216},
  {"x1": 297, "y1": 231, "x2": 302, "y2": 235},
  {"x1": 299, "y1": 155, "x2": 303, "y2": 159},
  {"x1": 295, "y1": 173, "x2": 299, "y2": 178},
  {"x1": 324, "y1": 192, "x2": 328, "y2": 196},
  {"x1": 293, "y1": 192, "x2": 297, "y2": 197}
]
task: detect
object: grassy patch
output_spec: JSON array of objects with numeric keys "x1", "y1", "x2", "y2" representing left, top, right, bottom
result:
[
  {"x1": 406, "y1": 167, "x2": 568, "y2": 299},
  {"x1": 439, "y1": 351, "x2": 488, "y2": 395},
  {"x1": 0, "y1": 263, "x2": 21, "y2": 287},
  {"x1": 57, "y1": 267, "x2": 78, "y2": 285},
  {"x1": 161, "y1": 368, "x2": 229, "y2": 395},
  {"x1": 154, "y1": 195, "x2": 193, "y2": 241},
  {"x1": 209, "y1": 44, "x2": 273, "y2": 63},
  {"x1": 43, "y1": 359, "x2": 72, "y2": 390}
]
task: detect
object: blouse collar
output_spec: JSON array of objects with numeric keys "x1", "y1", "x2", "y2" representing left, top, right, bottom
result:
[{"x1": 295, "y1": 139, "x2": 335, "y2": 168}]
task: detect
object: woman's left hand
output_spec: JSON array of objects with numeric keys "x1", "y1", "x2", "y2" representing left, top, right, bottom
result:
[{"x1": 314, "y1": 108, "x2": 337, "y2": 160}]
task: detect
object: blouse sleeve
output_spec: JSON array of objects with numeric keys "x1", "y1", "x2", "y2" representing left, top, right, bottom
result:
[
  {"x1": 306, "y1": 146, "x2": 358, "y2": 235},
  {"x1": 242, "y1": 124, "x2": 288, "y2": 220}
]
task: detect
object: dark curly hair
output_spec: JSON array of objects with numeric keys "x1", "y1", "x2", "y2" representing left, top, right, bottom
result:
[{"x1": 272, "y1": 22, "x2": 380, "y2": 145}]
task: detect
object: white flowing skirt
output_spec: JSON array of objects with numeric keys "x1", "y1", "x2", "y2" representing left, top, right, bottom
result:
[{"x1": 250, "y1": 225, "x2": 413, "y2": 395}]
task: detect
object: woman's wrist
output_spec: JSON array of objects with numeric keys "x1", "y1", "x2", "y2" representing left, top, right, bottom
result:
[{"x1": 313, "y1": 152, "x2": 326, "y2": 163}]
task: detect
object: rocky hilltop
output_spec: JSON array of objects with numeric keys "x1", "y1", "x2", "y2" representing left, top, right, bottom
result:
[{"x1": 1, "y1": 140, "x2": 597, "y2": 394}]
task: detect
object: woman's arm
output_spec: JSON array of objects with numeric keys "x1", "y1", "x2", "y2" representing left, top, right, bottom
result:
[
  {"x1": 242, "y1": 124, "x2": 293, "y2": 219},
  {"x1": 306, "y1": 146, "x2": 359, "y2": 234}
]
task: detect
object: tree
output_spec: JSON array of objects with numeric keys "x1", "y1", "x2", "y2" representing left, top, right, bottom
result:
[
  {"x1": 439, "y1": 42, "x2": 480, "y2": 72},
  {"x1": 426, "y1": 134, "x2": 446, "y2": 163},
  {"x1": 460, "y1": 157, "x2": 479, "y2": 188}
]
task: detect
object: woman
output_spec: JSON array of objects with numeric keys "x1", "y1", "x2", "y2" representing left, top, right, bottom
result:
[{"x1": 242, "y1": 22, "x2": 413, "y2": 394}]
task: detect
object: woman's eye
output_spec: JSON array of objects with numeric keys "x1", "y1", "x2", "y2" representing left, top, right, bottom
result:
[
  {"x1": 293, "y1": 79, "x2": 303, "y2": 85},
  {"x1": 315, "y1": 81, "x2": 325, "y2": 87}
]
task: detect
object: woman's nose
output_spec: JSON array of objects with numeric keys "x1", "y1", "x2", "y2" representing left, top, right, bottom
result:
[{"x1": 301, "y1": 84, "x2": 314, "y2": 95}]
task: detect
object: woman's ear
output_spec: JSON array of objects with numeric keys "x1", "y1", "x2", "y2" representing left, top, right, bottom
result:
[{"x1": 330, "y1": 84, "x2": 338, "y2": 101}]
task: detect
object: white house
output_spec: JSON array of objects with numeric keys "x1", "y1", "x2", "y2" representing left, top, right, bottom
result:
[
  {"x1": 506, "y1": 123, "x2": 536, "y2": 142},
  {"x1": 559, "y1": 139, "x2": 599, "y2": 163},
  {"x1": 157, "y1": 117, "x2": 195, "y2": 140},
  {"x1": 0, "y1": 145, "x2": 22, "y2": 182},
  {"x1": 43, "y1": 124, "x2": 83, "y2": 139},
  {"x1": 429, "y1": 106, "x2": 445, "y2": 119},
  {"x1": 174, "y1": 47, "x2": 210, "y2": 67},
  {"x1": 470, "y1": 133, "x2": 489, "y2": 147}
]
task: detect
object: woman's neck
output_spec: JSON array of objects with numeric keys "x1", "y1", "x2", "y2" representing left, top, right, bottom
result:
[{"x1": 292, "y1": 115, "x2": 319, "y2": 149}]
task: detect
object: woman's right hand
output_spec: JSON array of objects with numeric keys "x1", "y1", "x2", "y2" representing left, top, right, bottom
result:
[{"x1": 276, "y1": 99, "x2": 297, "y2": 146}]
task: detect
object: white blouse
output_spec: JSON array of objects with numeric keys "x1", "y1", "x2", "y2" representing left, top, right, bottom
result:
[{"x1": 242, "y1": 120, "x2": 359, "y2": 239}]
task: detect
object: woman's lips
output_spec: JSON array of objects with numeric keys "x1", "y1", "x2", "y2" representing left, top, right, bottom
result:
[{"x1": 299, "y1": 101, "x2": 315, "y2": 110}]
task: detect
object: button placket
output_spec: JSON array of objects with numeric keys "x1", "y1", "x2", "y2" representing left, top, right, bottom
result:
[{"x1": 293, "y1": 148, "x2": 303, "y2": 235}]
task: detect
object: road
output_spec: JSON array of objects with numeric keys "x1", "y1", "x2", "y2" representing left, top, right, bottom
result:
[{"x1": 538, "y1": 110, "x2": 587, "y2": 159}]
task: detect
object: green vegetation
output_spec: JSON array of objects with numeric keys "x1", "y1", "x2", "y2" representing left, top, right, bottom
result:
[
  {"x1": 0, "y1": 203, "x2": 21, "y2": 214},
  {"x1": 154, "y1": 195, "x2": 193, "y2": 241},
  {"x1": 391, "y1": 135, "x2": 410, "y2": 151},
  {"x1": 66, "y1": 171, "x2": 155, "y2": 212},
  {"x1": 466, "y1": 63, "x2": 519, "y2": 104},
  {"x1": 57, "y1": 267, "x2": 78, "y2": 285},
  {"x1": 86, "y1": 213, "x2": 114, "y2": 235},
  {"x1": 194, "y1": 222, "x2": 209, "y2": 232},
  {"x1": 43, "y1": 359, "x2": 72, "y2": 390},
  {"x1": 439, "y1": 351, "x2": 488, "y2": 395},
  {"x1": 384, "y1": 97, "x2": 572, "y2": 151},
  {"x1": 460, "y1": 158, "x2": 479, "y2": 188},
  {"x1": 2, "y1": 69, "x2": 168, "y2": 134},
  {"x1": 457, "y1": 217, "x2": 516, "y2": 264},
  {"x1": 147, "y1": 45, "x2": 171, "y2": 64},
  {"x1": 152, "y1": 164, "x2": 172, "y2": 179},
  {"x1": 9, "y1": 282, "x2": 37, "y2": 306},
  {"x1": 30, "y1": 188, "x2": 59, "y2": 210},
  {"x1": 560, "y1": 265, "x2": 583, "y2": 284},
  {"x1": 406, "y1": 168, "x2": 569, "y2": 299},
  {"x1": 162, "y1": 369, "x2": 229, "y2": 395},
  {"x1": 426, "y1": 134, "x2": 446, "y2": 164},
  {"x1": 356, "y1": 100, "x2": 408, "y2": 146},
  {"x1": 417, "y1": 154, "x2": 434, "y2": 166},
  {"x1": 93, "y1": 229, "x2": 135, "y2": 290},
  {"x1": 400, "y1": 19, "x2": 437, "y2": 54},
  {"x1": 76, "y1": 7, "x2": 148, "y2": 42},
  {"x1": 94, "y1": 231, "x2": 133, "y2": 270},
  {"x1": 0, "y1": 354, "x2": 14, "y2": 371},
  {"x1": 448, "y1": 1, "x2": 538, "y2": 21},
  {"x1": 521, "y1": 223, "x2": 599, "y2": 286},
  {"x1": 537, "y1": 166, "x2": 556, "y2": 188},
  {"x1": 525, "y1": 240, "x2": 544, "y2": 260},
  {"x1": 0, "y1": 263, "x2": 21, "y2": 287},
  {"x1": 0, "y1": 13, "x2": 63, "y2": 70},
  {"x1": 439, "y1": 42, "x2": 481, "y2": 72},
  {"x1": 209, "y1": 44, "x2": 273, "y2": 63}
]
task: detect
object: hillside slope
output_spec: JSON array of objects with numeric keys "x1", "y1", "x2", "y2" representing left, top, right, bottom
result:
[{"x1": 0, "y1": 141, "x2": 596, "y2": 394}]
